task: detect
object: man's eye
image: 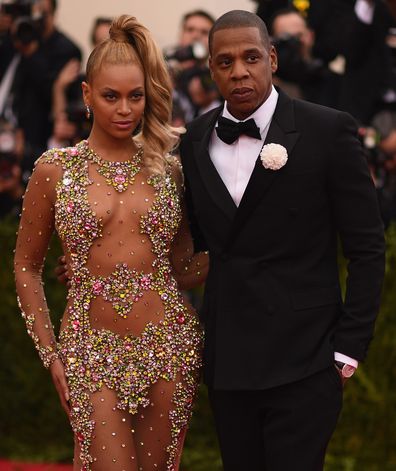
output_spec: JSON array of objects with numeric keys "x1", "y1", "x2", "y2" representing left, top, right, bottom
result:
[
  {"x1": 219, "y1": 59, "x2": 231, "y2": 66},
  {"x1": 247, "y1": 55, "x2": 258, "y2": 62}
]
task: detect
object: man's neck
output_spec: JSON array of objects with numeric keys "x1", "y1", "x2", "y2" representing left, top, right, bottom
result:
[{"x1": 43, "y1": 22, "x2": 55, "y2": 40}]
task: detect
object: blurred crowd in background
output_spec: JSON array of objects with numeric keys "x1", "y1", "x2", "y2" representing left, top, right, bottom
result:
[{"x1": 1, "y1": 0, "x2": 396, "y2": 229}]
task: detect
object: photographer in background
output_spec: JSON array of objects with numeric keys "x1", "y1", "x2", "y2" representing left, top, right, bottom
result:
[
  {"x1": 0, "y1": 0, "x2": 47, "y2": 216},
  {"x1": 270, "y1": 7, "x2": 337, "y2": 106},
  {"x1": 253, "y1": 0, "x2": 350, "y2": 66},
  {"x1": 0, "y1": 3, "x2": 23, "y2": 218},
  {"x1": 165, "y1": 10, "x2": 215, "y2": 124},
  {"x1": 48, "y1": 17, "x2": 111, "y2": 149},
  {"x1": 0, "y1": 5, "x2": 15, "y2": 76},
  {"x1": 90, "y1": 16, "x2": 112, "y2": 47},
  {"x1": 34, "y1": 0, "x2": 81, "y2": 79},
  {"x1": 3, "y1": 0, "x2": 81, "y2": 179},
  {"x1": 0, "y1": 119, "x2": 23, "y2": 218},
  {"x1": 338, "y1": 0, "x2": 394, "y2": 125},
  {"x1": 187, "y1": 66, "x2": 221, "y2": 116}
]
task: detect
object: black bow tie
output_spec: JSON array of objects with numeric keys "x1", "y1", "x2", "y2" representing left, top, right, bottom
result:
[{"x1": 216, "y1": 116, "x2": 261, "y2": 144}]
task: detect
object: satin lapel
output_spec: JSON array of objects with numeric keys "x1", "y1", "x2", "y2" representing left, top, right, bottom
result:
[
  {"x1": 227, "y1": 92, "x2": 300, "y2": 245},
  {"x1": 192, "y1": 107, "x2": 237, "y2": 221}
]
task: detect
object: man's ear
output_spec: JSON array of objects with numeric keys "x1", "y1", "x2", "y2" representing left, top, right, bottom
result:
[{"x1": 270, "y1": 46, "x2": 278, "y2": 74}]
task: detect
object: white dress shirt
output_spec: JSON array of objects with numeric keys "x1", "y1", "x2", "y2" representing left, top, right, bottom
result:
[
  {"x1": 0, "y1": 54, "x2": 20, "y2": 116},
  {"x1": 355, "y1": 0, "x2": 375, "y2": 24},
  {"x1": 208, "y1": 86, "x2": 358, "y2": 369},
  {"x1": 209, "y1": 86, "x2": 278, "y2": 207}
]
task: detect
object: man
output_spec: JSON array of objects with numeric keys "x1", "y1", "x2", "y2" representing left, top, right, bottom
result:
[
  {"x1": 179, "y1": 10, "x2": 385, "y2": 470},
  {"x1": 338, "y1": 0, "x2": 394, "y2": 125},
  {"x1": 179, "y1": 9, "x2": 215, "y2": 49},
  {"x1": 270, "y1": 7, "x2": 334, "y2": 105},
  {"x1": 253, "y1": 0, "x2": 346, "y2": 64},
  {"x1": 255, "y1": 0, "x2": 394, "y2": 124},
  {"x1": 10, "y1": 0, "x2": 81, "y2": 173},
  {"x1": 170, "y1": 10, "x2": 216, "y2": 123},
  {"x1": 35, "y1": 0, "x2": 81, "y2": 81}
]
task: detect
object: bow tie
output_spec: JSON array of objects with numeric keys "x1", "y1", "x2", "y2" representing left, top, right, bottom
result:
[{"x1": 216, "y1": 116, "x2": 261, "y2": 144}]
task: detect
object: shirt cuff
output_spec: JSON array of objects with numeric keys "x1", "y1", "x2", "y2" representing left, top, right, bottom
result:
[
  {"x1": 355, "y1": 0, "x2": 375, "y2": 24},
  {"x1": 334, "y1": 352, "x2": 359, "y2": 368}
]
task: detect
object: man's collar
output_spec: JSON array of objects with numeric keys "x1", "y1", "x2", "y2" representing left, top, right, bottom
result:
[{"x1": 222, "y1": 86, "x2": 279, "y2": 135}]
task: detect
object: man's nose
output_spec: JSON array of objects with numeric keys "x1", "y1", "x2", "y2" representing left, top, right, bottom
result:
[{"x1": 230, "y1": 60, "x2": 249, "y2": 80}]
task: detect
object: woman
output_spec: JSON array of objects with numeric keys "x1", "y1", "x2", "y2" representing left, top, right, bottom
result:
[{"x1": 14, "y1": 15, "x2": 208, "y2": 471}]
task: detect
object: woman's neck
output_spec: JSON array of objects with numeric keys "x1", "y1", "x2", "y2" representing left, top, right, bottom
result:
[{"x1": 87, "y1": 129, "x2": 139, "y2": 162}]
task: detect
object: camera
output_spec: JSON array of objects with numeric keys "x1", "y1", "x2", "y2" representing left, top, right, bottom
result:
[
  {"x1": 1, "y1": 0, "x2": 43, "y2": 45},
  {"x1": 272, "y1": 33, "x2": 302, "y2": 54},
  {"x1": 164, "y1": 41, "x2": 208, "y2": 63},
  {"x1": 272, "y1": 33, "x2": 323, "y2": 83}
]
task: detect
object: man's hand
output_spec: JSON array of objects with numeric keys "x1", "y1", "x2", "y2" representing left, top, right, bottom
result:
[
  {"x1": 49, "y1": 358, "x2": 70, "y2": 418},
  {"x1": 55, "y1": 59, "x2": 80, "y2": 90},
  {"x1": 55, "y1": 255, "x2": 70, "y2": 285},
  {"x1": 334, "y1": 365, "x2": 347, "y2": 387}
]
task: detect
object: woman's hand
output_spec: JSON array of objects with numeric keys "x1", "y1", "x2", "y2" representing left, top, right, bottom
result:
[
  {"x1": 49, "y1": 358, "x2": 71, "y2": 418},
  {"x1": 54, "y1": 255, "x2": 70, "y2": 285}
]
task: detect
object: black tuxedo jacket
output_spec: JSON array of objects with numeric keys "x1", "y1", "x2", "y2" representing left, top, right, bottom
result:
[{"x1": 179, "y1": 91, "x2": 385, "y2": 390}]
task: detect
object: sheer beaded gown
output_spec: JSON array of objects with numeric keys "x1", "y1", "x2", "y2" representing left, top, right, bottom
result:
[{"x1": 14, "y1": 140, "x2": 206, "y2": 471}]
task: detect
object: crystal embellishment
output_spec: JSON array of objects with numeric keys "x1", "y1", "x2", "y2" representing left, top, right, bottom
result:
[{"x1": 80, "y1": 140, "x2": 144, "y2": 192}]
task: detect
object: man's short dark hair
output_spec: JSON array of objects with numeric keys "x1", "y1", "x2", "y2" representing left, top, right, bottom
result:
[
  {"x1": 269, "y1": 7, "x2": 304, "y2": 35},
  {"x1": 182, "y1": 9, "x2": 216, "y2": 27},
  {"x1": 50, "y1": 0, "x2": 57, "y2": 13},
  {"x1": 90, "y1": 17, "x2": 113, "y2": 46},
  {"x1": 208, "y1": 10, "x2": 271, "y2": 55}
]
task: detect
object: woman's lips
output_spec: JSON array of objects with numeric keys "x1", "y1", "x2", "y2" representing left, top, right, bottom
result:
[{"x1": 113, "y1": 121, "x2": 133, "y2": 130}]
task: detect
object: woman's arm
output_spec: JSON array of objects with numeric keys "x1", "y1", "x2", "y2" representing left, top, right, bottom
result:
[
  {"x1": 14, "y1": 156, "x2": 71, "y2": 416},
  {"x1": 14, "y1": 157, "x2": 61, "y2": 368}
]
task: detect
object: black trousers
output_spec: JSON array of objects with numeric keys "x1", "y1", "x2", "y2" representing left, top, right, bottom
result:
[{"x1": 208, "y1": 367, "x2": 343, "y2": 471}]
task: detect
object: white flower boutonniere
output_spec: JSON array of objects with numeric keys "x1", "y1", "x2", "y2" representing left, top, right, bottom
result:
[{"x1": 260, "y1": 143, "x2": 288, "y2": 171}]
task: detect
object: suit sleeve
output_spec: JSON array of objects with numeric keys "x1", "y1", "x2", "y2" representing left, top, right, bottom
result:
[
  {"x1": 328, "y1": 111, "x2": 385, "y2": 361},
  {"x1": 179, "y1": 133, "x2": 209, "y2": 254}
]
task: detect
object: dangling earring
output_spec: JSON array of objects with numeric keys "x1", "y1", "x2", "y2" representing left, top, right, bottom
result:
[{"x1": 85, "y1": 104, "x2": 91, "y2": 120}]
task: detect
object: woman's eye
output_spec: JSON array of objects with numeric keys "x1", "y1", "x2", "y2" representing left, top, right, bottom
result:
[
  {"x1": 104, "y1": 94, "x2": 116, "y2": 101},
  {"x1": 131, "y1": 93, "x2": 144, "y2": 100}
]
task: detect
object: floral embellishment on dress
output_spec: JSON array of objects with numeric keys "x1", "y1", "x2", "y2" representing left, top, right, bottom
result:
[
  {"x1": 98, "y1": 264, "x2": 155, "y2": 319},
  {"x1": 260, "y1": 143, "x2": 288, "y2": 170}
]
